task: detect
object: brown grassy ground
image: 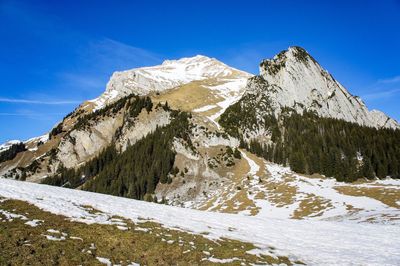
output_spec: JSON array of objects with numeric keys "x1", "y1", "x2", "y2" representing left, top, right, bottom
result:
[
  {"x1": 151, "y1": 80, "x2": 222, "y2": 113},
  {"x1": 335, "y1": 186, "x2": 400, "y2": 208},
  {"x1": 0, "y1": 198, "x2": 301, "y2": 265}
]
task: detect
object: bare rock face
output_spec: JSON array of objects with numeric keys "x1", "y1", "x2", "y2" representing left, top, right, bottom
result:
[
  {"x1": 258, "y1": 46, "x2": 399, "y2": 129},
  {"x1": 116, "y1": 108, "x2": 171, "y2": 152},
  {"x1": 57, "y1": 116, "x2": 123, "y2": 168}
]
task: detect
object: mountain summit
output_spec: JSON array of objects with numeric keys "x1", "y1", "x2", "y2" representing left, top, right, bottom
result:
[
  {"x1": 256, "y1": 46, "x2": 398, "y2": 129},
  {"x1": 90, "y1": 55, "x2": 250, "y2": 110}
]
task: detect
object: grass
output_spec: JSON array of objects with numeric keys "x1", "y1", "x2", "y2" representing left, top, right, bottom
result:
[
  {"x1": 151, "y1": 79, "x2": 223, "y2": 113},
  {"x1": 292, "y1": 195, "x2": 332, "y2": 219},
  {"x1": 0, "y1": 198, "x2": 301, "y2": 265},
  {"x1": 335, "y1": 186, "x2": 400, "y2": 208}
]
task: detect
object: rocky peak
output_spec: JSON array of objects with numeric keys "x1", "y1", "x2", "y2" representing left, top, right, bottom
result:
[{"x1": 254, "y1": 46, "x2": 399, "y2": 129}]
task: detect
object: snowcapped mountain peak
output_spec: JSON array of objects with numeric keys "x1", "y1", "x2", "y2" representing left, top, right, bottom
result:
[
  {"x1": 90, "y1": 55, "x2": 250, "y2": 110},
  {"x1": 161, "y1": 54, "x2": 213, "y2": 65},
  {"x1": 255, "y1": 46, "x2": 399, "y2": 129},
  {"x1": 157, "y1": 54, "x2": 238, "y2": 78}
]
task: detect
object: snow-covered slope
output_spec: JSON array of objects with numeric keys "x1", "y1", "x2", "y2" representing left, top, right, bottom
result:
[
  {"x1": 0, "y1": 178, "x2": 399, "y2": 265},
  {"x1": 258, "y1": 46, "x2": 399, "y2": 129},
  {"x1": 90, "y1": 55, "x2": 251, "y2": 110}
]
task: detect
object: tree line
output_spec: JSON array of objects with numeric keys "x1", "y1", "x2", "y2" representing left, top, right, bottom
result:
[
  {"x1": 0, "y1": 143, "x2": 26, "y2": 164},
  {"x1": 221, "y1": 103, "x2": 400, "y2": 182}
]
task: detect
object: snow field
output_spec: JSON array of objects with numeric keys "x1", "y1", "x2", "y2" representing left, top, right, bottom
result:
[{"x1": 0, "y1": 178, "x2": 399, "y2": 265}]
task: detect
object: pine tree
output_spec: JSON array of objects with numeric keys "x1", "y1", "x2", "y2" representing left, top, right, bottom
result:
[{"x1": 362, "y1": 157, "x2": 375, "y2": 179}]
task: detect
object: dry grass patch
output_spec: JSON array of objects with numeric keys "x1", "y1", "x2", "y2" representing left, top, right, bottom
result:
[
  {"x1": 335, "y1": 186, "x2": 400, "y2": 208},
  {"x1": 151, "y1": 80, "x2": 222, "y2": 112},
  {"x1": 0, "y1": 199, "x2": 301, "y2": 265},
  {"x1": 292, "y1": 195, "x2": 332, "y2": 219},
  {"x1": 262, "y1": 176, "x2": 299, "y2": 207},
  {"x1": 244, "y1": 152, "x2": 266, "y2": 178}
]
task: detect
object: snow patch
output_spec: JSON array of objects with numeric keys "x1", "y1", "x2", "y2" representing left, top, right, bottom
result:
[
  {"x1": 96, "y1": 257, "x2": 112, "y2": 266},
  {"x1": 25, "y1": 219, "x2": 43, "y2": 227},
  {"x1": 193, "y1": 105, "x2": 217, "y2": 113},
  {"x1": 204, "y1": 257, "x2": 241, "y2": 263}
]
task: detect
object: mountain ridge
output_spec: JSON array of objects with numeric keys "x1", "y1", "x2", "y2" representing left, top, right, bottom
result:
[{"x1": 1, "y1": 48, "x2": 397, "y2": 149}]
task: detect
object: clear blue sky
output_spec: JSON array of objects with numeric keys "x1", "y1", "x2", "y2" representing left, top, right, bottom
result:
[{"x1": 1, "y1": 0, "x2": 399, "y2": 143}]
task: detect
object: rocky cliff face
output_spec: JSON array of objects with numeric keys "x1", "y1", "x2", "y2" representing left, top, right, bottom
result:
[{"x1": 258, "y1": 46, "x2": 398, "y2": 129}]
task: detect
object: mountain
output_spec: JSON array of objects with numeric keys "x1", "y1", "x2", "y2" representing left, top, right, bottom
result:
[
  {"x1": 0, "y1": 55, "x2": 250, "y2": 179},
  {"x1": 0, "y1": 48, "x2": 399, "y2": 224},
  {"x1": 219, "y1": 48, "x2": 400, "y2": 183},
  {"x1": 89, "y1": 55, "x2": 251, "y2": 111},
  {"x1": 258, "y1": 46, "x2": 398, "y2": 128},
  {"x1": 1, "y1": 47, "x2": 400, "y2": 264}
]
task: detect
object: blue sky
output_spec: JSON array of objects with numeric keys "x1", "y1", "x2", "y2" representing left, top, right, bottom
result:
[{"x1": 0, "y1": 0, "x2": 399, "y2": 143}]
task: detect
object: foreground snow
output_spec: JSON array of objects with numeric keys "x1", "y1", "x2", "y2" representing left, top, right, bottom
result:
[{"x1": 0, "y1": 179, "x2": 399, "y2": 265}]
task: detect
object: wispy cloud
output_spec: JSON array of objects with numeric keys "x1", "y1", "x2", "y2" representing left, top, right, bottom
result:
[
  {"x1": 0, "y1": 108, "x2": 66, "y2": 123},
  {"x1": 0, "y1": 112, "x2": 64, "y2": 116},
  {"x1": 57, "y1": 73, "x2": 105, "y2": 91},
  {"x1": 362, "y1": 74, "x2": 400, "y2": 101},
  {"x1": 83, "y1": 38, "x2": 161, "y2": 72},
  {"x1": 57, "y1": 38, "x2": 162, "y2": 94},
  {"x1": 0, "y1": 97, "x2": 82, "y2": 105},
  {"x1": 362, "y1": 88, "x2": 400, "y2": 100},
  {"x1": 377, "y1": 75, "x2": 400, "y2": 84}
]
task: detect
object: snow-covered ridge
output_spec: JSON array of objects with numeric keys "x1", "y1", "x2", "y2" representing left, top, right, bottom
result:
[
  {"x1": 0, "y1": 134, "x2": 49, "y2": 153},
  {"x1": 257, "y1": 46, "x2": 399, "y2": 129},
  {"x1": 24, "y1": 134, "x2": 49, "y2": 145},
  {"x1": 0, "y1": 178, "x2": 399, "y2": 265},
  {"x1": 0, "y1": 140, "x2": 22, "y2": 152},
  {"x1": 90, "y1": 55, "x2": 251, "y2": 110}
]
